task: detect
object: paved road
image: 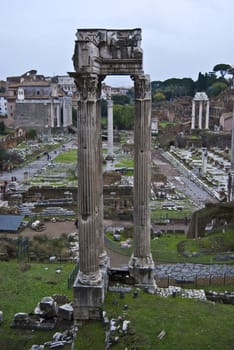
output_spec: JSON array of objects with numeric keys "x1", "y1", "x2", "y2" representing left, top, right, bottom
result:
[
  {"x1": 152, "y1": 149, "x2": 218, "y2": 208},
  {"x1": 0, "y1": 140, "x2": 75, "y2": 189}
]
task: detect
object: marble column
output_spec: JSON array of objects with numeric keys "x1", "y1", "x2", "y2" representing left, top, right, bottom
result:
[
  {"x1": 56, "y1": 103, "x2": 60, "y2": 127},
  {"x1": 107, "y1": 98, "x2": 114, "y2": 157},
  {"x1": 230, "y1": 107, "x2": 234, "y2": 202},
  {"x1": 205, "y1": 100, "x2": 210, "y2": 129},
  {"x1": 191, "y1": 100, "x2": 195, "y2": 129},
  {"x1": 198, "y1": 101, "x2": 203, "y2": 129},
  {"x1": 201, "y1": 148, "x2": 208, "y2": 176},
  {"x1": 96, "y1": 77, "x2": 109, "y2": 271},
  {"x1": 50, "y1": 101, "x2": 54, "y2": 128},
  {"x1": 129, "y1": 74, "x2": 156, "y2": 290},
  {"x1": 73, "y1": 73, "x2": 105, "y2": 320}
]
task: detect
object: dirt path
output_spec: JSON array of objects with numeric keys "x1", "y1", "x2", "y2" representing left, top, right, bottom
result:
[{"x1": 2, "y1": 220, "x2": 130, "y2": 267}]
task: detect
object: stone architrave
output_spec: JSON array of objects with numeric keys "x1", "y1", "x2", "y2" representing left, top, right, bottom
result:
[{"x1": 128, "y1": 74, "x2": 156, "y2": 290}]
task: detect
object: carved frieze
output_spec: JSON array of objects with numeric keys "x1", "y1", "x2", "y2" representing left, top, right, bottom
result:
[{"x1": 72, "y1": 28, "x2": 143, "y2": 75}]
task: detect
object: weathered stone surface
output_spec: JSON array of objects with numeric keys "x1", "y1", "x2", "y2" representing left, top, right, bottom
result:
[
  {"x1": 58, "y1": 303, "x2": 74, "y2": 321},
  {"x1": 35, "y1": 296, "x2": 58, "y2": 319},
  {"x1": 70, "y1": 28, "x2": 155, "y2": 319}
]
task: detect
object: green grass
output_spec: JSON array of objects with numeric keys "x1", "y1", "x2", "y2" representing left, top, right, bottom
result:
[
  {"x1": 0, "y1": 260, "x2": 74, "y2": 350},
  {"x1": 1, "y1": 261, "x2": 234, "y2": 349},
  {"x1": 151, "y1": 208, "x2": 192, "y2": 221},
  {"x1": 54, "y1": 149, "x2": 77, "y2": 163},
  {"x1": 106, "y1": 230, "x2": 234, "y2": 264},
  {"x1": 114, "y1": 155, "x2": 134, "y2": 168},
  {"x1": 75, "y1": 290, "x2": 234, "y2": 349}
]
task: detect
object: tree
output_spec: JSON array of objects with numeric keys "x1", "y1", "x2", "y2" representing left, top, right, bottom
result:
[
  {"x1": 26, "y1": 129, "x2": 37, "y2": 140},
  {"x1": 207, "y1": 82, "x2": 228, "y2": 97},
  {"x1": 153, "y1": 91, "x2": 166, "y2": 103},
  {"x1": 112, "y1": 94, "x2": 131, "y2": 105},
  {"x1": 0, "y1": 121, "x2": 6, "y2": 134},
  {"x1": 213, "y1": 64, "x2": 231, "y2": 78},
  {"x1": 196, "y1": 72, "x2": 207, "y2": 91},
  {"x1": 113, "y1": 104, "x2": 134, "y2": 130}
]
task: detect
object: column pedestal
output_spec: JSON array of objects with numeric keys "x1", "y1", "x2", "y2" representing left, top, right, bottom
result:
[
  {"x1": 129, "y1": 255, "x2": 156, "y2": 290},
  {"x1": 73, "y1": 273, "x2": 105, "y2": 320}
]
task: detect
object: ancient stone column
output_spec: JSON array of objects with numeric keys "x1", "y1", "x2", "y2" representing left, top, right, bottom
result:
[
  {"x1": 201, "y1": 148, "x2": 208, "y2": 176},
  {"x1": 198, "y1": 100, "x2": 203, "y2": 129},
  {"x1": 96, "y1": 77, "x2": 109, "y2": 271},
  {"x1": 191, "y1": 100, "x2": 195, "y2": 129},
  {"x1": 56, "y1": 103, "x2": 60, "y2": 127},
  {"x1": 129, "y1": 74, "x2": 156, "y2": 290},
  {"x1": 205, "y1": 100, "x2": 210, "y2": 129},
  {"x1": 107, "y1": 98, "x2": 114, "y2": 157},
  {"x1": 50, "y1": 102, "x2": 54, "y2": 128},
  {"x1": 229, "y1": 106, "x2": 234, "y2": 202},
  {"x1": 73, "y1": 73, "x2": 104, "y2": 319}
]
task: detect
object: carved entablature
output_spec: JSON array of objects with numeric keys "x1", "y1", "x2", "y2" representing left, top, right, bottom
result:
[{"x1": 72, "y1": 28, "x2": 143, "y2": 76}]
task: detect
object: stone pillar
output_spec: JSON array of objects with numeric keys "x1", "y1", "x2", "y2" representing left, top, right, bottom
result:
[
  {"x1": 198, "y1": 101, "x2": 203, "y2": 129},
  {"x1": 56, "y1": 103, "x2": 60, "y2": 127},
  {"x1": 129, "y1": 74, "x2": 156, "y2": 290},
  {"x1": 230, "y1": 107, "x2": 234, "y2": 202},
  {"x1": 205, "y1": 100, "x2": 210, "y2": 129},
  {"x1": 191, "y1": 100, "x2": 195, "y2": 129},
  {"x1": 107, "y1": 99, "x2": 114, "y2": 157},
  {"x1": 201, "y1": 148, "x2": 207, "y2": 176},
  {"x1": 97, "y1": 77, "x2": 109, "y2": 271},
  {"x1": 50, "y1": 102, "x2": 54, "y2": 128},
  {"x1": 73, "y1": 73, "x2": 105, "y2": 320}
]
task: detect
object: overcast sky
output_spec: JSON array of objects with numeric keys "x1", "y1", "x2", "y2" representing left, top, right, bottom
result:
[{"x1": 1, "y1": 0, "x2": 234, "y2": 87}]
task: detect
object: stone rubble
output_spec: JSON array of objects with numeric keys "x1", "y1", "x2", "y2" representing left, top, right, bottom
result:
[{"x1": 155, "y1": 285, "x2": 207, "y2": 300}]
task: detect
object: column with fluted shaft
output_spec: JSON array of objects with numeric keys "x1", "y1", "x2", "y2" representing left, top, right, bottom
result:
[
  {"x1": 129, "y1": 74, "x2": 156, "y2": 290},
  {"x1": 73, "y1": 73, "x2": 105, "y2": 320}
]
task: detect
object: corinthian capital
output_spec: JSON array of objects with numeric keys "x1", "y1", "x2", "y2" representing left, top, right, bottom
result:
[{"x1": 132, "y1": 74, "x2": 151, "y2": 99}]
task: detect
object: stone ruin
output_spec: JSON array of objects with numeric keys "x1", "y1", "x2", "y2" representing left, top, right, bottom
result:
[
  {"x1": 11, "y1": 295, "x2": 76, "y2": 349},
  {"x1": 69, "y1": 27, "x2": 156, "y2": 321}
]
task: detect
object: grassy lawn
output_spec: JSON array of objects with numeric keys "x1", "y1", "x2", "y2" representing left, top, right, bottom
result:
[
  {"x1": 1, "y1": 261, "x2": 234, "y2": 349},
  {"x1": 106, "y1": 230, "x2": 234, "y2": 264},
  {"x1": 54, "y1": 149, "x2": 77, "y2": 163},
  {"x1": 75, "y1": 290, "x2": 234, "y2": 349},
  {"x1": 151, "y1": 208, "x2": 192, "y2": 221},
  {"x1": 0, "y1": 260, "x2": 74, "y2": 350},
  {"x1": 114, "y1": 155, "x2": 134, "y2": 168}
]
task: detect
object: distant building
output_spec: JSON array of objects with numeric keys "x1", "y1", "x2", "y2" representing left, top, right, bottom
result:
[
  {"x1": 0, "y1": 96, "x2": 7, "y2": 117},
  {"x1": 6, "y1": 70, "x2": 73, "y2": 136},
  {"x1": 56, "y1": 75, "x2": 76, "y2": 94},
  {"x1": 219, "y1": 112, "x2": 233, "y2": 131},
  {"x1": 101, "y1": 83, "x2": 130, "y2": 99}
]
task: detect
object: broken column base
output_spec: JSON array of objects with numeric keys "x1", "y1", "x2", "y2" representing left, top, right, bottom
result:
[
  {"x1": 73, "y1": 274, "x2": 105, "y2": 321},
  {"x1": 128, "y1": 254, "x2": 157, "y2": 292},
  {"x1": 99, "y1": 254, "x2": 110, "y2": 293}
]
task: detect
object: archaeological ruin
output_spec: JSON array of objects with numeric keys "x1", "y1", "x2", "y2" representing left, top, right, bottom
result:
[{"x1": 69, "y1": 28, "x2": 156, "y2": 320}]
